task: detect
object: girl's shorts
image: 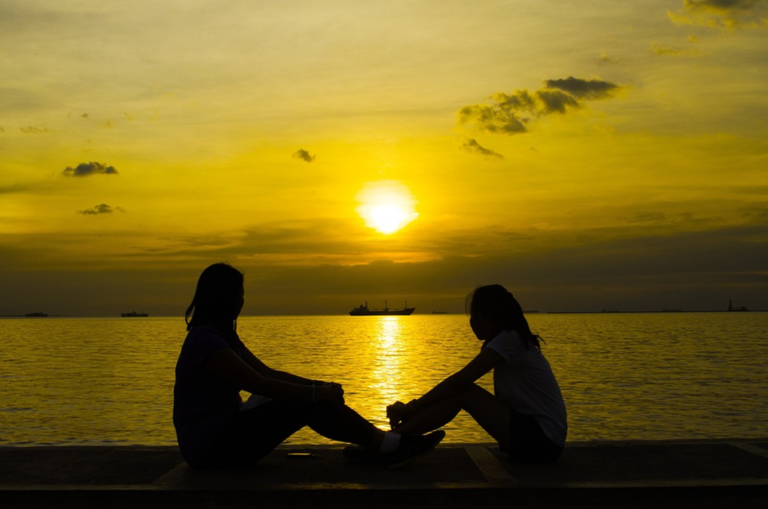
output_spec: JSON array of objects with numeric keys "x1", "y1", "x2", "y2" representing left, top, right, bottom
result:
[{"x1": 506, "y1": 408, "x2": 563, "y2": 464}]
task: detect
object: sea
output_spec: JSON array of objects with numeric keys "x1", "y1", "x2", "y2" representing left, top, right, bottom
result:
[{"x1": 1, "y1": 313, "x2": 767, "y2": 446}]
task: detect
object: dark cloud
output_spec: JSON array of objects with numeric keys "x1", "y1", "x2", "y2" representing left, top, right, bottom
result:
[
  {"x1": 458, "y1": 77, "x2": 622, "y2": 135},
  {"x1": 2, "y1": 217, "x2": 767, "y2": 315},
  {"x1": 625, "y1": 212, "x2": 720, "y2": 225},
  {"x1": 292, "y1": 149, "x2": 316, "y2": 163},
  {"x1": 458, "y1": 90, "x2": 535, "y2": 135},
  {"x1": 460, "y1": 139, "x2": 504, "y2": 160},
  {"x1": 686, "y1": 0, "x2": 759, "y2": 12},
  {"x1": 651, "y1": 43, "x2": 684, "y2": 55},
  {"x1": 536, "y1": 90, "x2": 581, "y2": 114},
  {"x1": 20, "y1": 126, "x2": 51, "y2": 134},
  {"x1": 650, "y1": 43, "x2": 698, "y2": 56},
  {"x1": 0, "y1": 183, "x2": 29, "y2": 194},
  {"x1": 669, "y1": 0, "x2": 768, "y2": 30},
  {"x1": 544, "y1": 77, "x2": 620, "y2": 100},
  {"x1": 596, "y1": 53, "x2": 619, "y2": 65},
  {"x1": 627, "y1": 213, "x2": 670, "y2": 224},
  {"x1": 78, "y1": 204, "x2": 125, "y2": 215},
  {"x1": 236, "y1": 222, "x2": 768, "y2": 314},
  {"x1": 63, "y1": 162, "x2": 118, "y2": 177}
]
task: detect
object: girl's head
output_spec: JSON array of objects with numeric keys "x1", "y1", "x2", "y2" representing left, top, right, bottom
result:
[
  {"x1": 185, "y1": 263, "x2": 244, "y2": 332},
  {"x1": 466, "y1": 284, "x2": 541, "y2": 350}
]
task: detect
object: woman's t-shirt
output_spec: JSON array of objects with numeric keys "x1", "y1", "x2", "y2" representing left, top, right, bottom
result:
[
  {"x1": 173, "y1": 324, "x2": 245, "y2": 465},
  {"x1": 484, "y1": 330, "x2": 568, "y2": 446}
]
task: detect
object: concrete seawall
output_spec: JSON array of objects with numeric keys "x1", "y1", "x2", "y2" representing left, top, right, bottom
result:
[{"x1": 2, "y1": 439, "x2": 768, "y2": 508}]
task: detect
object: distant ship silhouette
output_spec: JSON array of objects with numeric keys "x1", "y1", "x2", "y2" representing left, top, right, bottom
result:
[
  {"x1": 349, "y1": 300, "x2": 415, "y2": 316},
  {"x1": 121, "y1": 310, "x2": 149, "y2": 317},
  {"x1": 727, "y1": 300, "x2": 749, "y2": 312}
]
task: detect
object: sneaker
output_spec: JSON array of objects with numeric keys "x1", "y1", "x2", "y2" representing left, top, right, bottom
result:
[{"x1": 384, "y1": 430, "x2": 445, "y2": 470}]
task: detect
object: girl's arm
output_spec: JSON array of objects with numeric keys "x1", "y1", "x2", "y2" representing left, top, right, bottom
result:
[
  {"x1": 203, "y1": 348, "x2": 342, "y2": 403},
  {"x1": 399, "y1": 347, "x2": 503, "y2": 415}
]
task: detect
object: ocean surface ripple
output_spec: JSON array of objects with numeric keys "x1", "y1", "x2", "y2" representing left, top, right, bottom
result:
[{"x1": 1, "y1": 313, "x2": 766, "y2": 445}]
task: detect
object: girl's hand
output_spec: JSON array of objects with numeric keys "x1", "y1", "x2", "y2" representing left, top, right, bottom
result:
[
  {"x1": 386, "y1": 400, "x2": 420, "y2": 429},
  {"x1": 386, "y1": 401, "x2": 406, "y2": 429}
]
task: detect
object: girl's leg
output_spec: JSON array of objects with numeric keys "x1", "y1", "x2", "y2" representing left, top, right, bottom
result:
[
  {"x1": 394, "y1": 383, "x2": 512, "y2": 450},
  {"x1": 506, "y1": 408, "x2": 563, "y2": 463}
]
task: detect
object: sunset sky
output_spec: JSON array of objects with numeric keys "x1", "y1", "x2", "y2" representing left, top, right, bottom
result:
[{"x1": 2, "y1": 0, "x2": 767, "y2": 316}]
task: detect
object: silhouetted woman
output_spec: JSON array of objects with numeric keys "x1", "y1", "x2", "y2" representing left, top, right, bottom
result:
[
  {"x1": 173, "y1": 263, "x2": 443, "y2": 469},
  {"x1": 386, "y1": 285, "x2": 567, "y2": 463}
]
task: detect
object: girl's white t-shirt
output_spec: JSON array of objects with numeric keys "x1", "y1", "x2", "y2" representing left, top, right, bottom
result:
[{"x1": 484, "y1": 330, "x2": 568, "y2": 446}]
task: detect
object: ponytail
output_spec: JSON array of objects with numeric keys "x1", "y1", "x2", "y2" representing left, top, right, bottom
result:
[{"x1": 466, "y1": 284, "x2": 542, "y2": 350}]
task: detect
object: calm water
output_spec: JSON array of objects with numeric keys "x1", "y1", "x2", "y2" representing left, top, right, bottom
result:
[{"x1": 1, "y1": 313, "x2": 767, "y2": 446}]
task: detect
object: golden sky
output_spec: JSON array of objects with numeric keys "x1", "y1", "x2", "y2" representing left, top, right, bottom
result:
[{"x1": 2, "y1": 0, "x2": 767, "y2": 315}]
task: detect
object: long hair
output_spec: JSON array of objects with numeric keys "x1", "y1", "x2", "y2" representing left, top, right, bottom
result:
[
  {"x1": 185, "y1": 263, "x2": 244, "y2": 333},
  {"x1": 466, "y1": 284, "x2": 542, "y2": 350}
]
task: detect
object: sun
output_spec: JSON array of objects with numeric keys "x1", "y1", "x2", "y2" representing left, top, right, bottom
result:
[{"x1": 356, "y1": 181, "x2": 419, "y2": 235}]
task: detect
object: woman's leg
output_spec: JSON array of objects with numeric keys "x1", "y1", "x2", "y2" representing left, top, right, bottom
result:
[
  {"x1": 201, "y1": 400, "x2": 386, "y2": 468},
  {"x1": 394, "y1": 384, "x2": 512, "y2": 450},
  {"x1": 307, "y1": 400, "x2": 385, "y2": 448},
  {"x1": 201, "y1": 401, "x2": 311, "y2": 468}
]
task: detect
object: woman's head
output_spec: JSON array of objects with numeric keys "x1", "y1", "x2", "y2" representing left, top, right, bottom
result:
[
  {"x1": 185, "y1": 263, "x2": 244, "y2": 332},
  {"x1": 466, "y1": 284, "x2": 541, "y2": 349}
]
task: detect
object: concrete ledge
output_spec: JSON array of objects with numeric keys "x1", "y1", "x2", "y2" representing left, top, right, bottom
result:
[{"x1": 2, "y1": 439, "x2": 768, "y2": 508}]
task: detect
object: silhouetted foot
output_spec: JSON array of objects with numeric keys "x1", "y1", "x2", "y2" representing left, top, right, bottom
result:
[
  {"x1": 344, "y1": 430, "x2": 446, "y2": 469},
  {"x1": 385, "y1": 430, "x2": 445, "y2": 469}
]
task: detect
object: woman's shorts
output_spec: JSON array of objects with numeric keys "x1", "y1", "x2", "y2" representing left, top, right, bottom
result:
[{"x1": 506, "y1": 408, "x2": 563, "y2": 464}]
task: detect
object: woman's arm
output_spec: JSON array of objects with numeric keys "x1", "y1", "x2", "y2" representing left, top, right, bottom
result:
[
  {"x1": 203, "y1": 348, "x2": 342, "y2": 403},
  {"x1": 238, "y1": 347, "x2": 319, "y2": 386}
]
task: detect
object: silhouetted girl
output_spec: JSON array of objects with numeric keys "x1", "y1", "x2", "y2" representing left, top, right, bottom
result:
[
  {"x1": 386, "y1": 285, "x2": 567, "y2": 463},
  {"x1": 173, "y1": 263, "x2": 443, "y2": 469}
]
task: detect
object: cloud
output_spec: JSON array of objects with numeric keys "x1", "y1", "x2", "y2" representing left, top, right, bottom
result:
[
  {"x1": 62, "y1": 162, "x2": 119, "y2": 177},
  {"x1": 668, "y1": 0, "x2": 768, "y2": 31},
  {"x1": 0, "y1": 183, "x2": 29, "y2": 195},
  {"x1": 77, "y1": 204, "x2": 125, "y2": 215},
  {"x1": 536, "y1": 89, "x2": 581, "y2": 114},
  {"x1": 292, "y1": 149, "x2": 316, "y2": 163},
  {"x1": 458, "y1": 77, "x2": 622, "y2": 136},
  {"x1": 460, "y1": 139, "x2": 504, "y2": 160},
  {"x1": 20, "y1": 126, "x2": 51, "y2": 134},
  {"x1": 596, "y1": 52, "x2": 619, "y2": 65},
  {"x1": 544, "y1": 77, "x2": 620, "y2": 100},
  {"x1": 651, "y1": 42, "x2": 699, "y2": 56},
  {"x1": 458, "y1": 90, "x2": 534, "y2": 135}
]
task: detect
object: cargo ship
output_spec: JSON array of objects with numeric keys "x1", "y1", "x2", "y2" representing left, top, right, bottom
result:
[
  {"x1": 121, "y1": 310, "x2": 149, "y2": 317},
  {"x1": 349, "y1": 300, "x2": 415, "y2": 316},
  {"x1": 727, "y1": 300, "x2": 749, "y2": 312}
]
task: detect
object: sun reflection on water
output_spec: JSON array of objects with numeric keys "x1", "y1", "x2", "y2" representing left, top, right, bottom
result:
[{"x1": 370, "y1": 317, "x2": 404, "y2": 413}]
